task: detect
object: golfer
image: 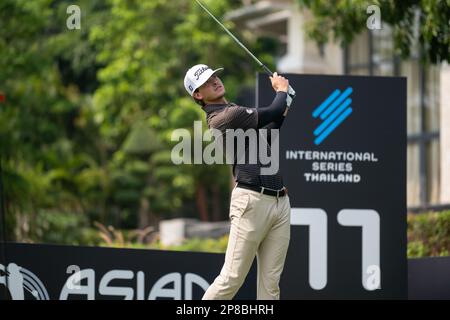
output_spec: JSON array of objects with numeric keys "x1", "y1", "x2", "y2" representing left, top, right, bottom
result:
[{"x1": 184, "y1": 64, "x2": 291, "y2": 300}]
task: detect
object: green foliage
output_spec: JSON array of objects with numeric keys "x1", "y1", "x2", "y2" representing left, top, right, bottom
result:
[
  {"x1": 100, "y1": 234, "x2": 229, "y2": 253},
  {"x1": 2, "y1": 0, "x2": 269, "y2": 244},
  {"x1": 93, "y1": 221, "x2": 229, "y2": 253},
  {"x1": 407, "y1": 210, "x2": 450, "y2": 258},
  {"x1": 34, "y1": 210, "x2": 100, "y2": 246},
  {"x1": 297, "y1": 0, "x2": 450, "y2": 63},
  {"x1": 123, "y1": 122, "x2": 162, "y2": 155},
  {"x1": 156, "y1": 235, "x2": 229, "y2": 253},
  {"x1": 97, "y1": 235, "x2": 229, "y2": 253},
  {"x1": 94, "y1": 222, "x2": 157, "y2": 248}
]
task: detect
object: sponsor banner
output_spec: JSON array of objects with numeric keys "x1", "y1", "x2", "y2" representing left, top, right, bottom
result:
[
  {"x1": 0, "y1": 243, "x2": 256, "y2": 300},
  {"x1": 257, "y1": 74, "x2": 407, "y2": 298}
]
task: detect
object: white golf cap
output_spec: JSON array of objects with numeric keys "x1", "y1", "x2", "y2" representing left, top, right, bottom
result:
[{"x1": 184, "y1": 64, "x2": 224, "y2": 96}]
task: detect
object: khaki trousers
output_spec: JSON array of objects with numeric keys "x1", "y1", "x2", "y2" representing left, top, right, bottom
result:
[{"x1": 202, "y1": 186, "x2": 291, "y2": 300}]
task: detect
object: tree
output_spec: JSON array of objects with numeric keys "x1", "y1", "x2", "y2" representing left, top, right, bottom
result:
[
  {"x1": 0, "y1": 0, "x2": 114, "y2": 240},
  {"x1": 0, "y1": 0, "x2": 276, "y2": 244},
  {"x1": 88, "y1": 0, "x2": 272, "y2": 224},
  {"x1": 297, "y1": 0, "x2": 450, "y2": 63}
]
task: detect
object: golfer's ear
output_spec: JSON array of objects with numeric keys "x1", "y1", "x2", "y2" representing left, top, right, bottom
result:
[{"x1": 193, "y1": 91, "x2": 203, "y2": 100}]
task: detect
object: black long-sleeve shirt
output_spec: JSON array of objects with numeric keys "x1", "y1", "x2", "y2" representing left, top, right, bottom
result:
[{"x1": 203, "y1": 92, "x2": 287, "y2": 190}]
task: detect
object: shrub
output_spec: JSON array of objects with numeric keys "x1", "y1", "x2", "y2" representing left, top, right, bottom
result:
[
  {"x1": 33, "y1": 210, "x2": 101, "y2": 246},
  {"x1": 151, "y1": 235, "x2": 229, "y2": 253},
  {"x1": 407, "y1": 210, "x2": 450, "y2": 258},
  {"x1": 96, "y1": 232, "x2": 229, "y2": 253}
]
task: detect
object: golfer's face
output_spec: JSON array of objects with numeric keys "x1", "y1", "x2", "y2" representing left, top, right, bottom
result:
[{"x1": 198, "y1": 74, "x2": 225, "y2": 100}]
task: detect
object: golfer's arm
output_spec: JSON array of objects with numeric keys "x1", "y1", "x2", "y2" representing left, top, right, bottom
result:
[
  {"x1": 257, "y1": 91, "x2": 288, "y2": 128},
  {"x1": 261, "y1": 116, "x2": 285, "y2": 130},
  {"x1": 260, "y1": 113, "x2": 285, "y2": 143}
]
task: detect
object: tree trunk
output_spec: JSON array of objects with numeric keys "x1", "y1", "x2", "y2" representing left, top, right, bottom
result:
[
  {"x1": 195, "y1": 184, "x2": 209, "y2": 221},
  {"x1": 138, "y1": 196, "x2": 159, "y2": 230},
  {"x1": 138, "y1": 197, "x2": 150, "y2": 229},
  {"x1": 211, "y1": 184, "x2": 221, "y2": 221}
]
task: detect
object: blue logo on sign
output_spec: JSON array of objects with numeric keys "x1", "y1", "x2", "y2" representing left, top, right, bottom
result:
[{"x1": 312, "y1": 87, "x2": 353, "y2": 145}]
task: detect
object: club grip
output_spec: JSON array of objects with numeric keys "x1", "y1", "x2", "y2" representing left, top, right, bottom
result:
[
  {"x1": 288, "y1": 85, "x2": 296, "y2": 97},
  {"x1": 263, "y1": 66, "x2": 296, "y2": 105}
]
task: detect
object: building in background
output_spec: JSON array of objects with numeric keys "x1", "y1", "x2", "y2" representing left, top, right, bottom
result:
[{"x1": 226, "y1": 0, "x2": 450, "y2": 212}]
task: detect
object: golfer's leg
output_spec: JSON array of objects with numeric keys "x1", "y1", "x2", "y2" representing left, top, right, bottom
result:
[
  {"x1": 203, "y1": 189, "x2": 259, "y2": 300},
  {"x1": 256, "y1": 196, "x2": 291, "y2": 300}
]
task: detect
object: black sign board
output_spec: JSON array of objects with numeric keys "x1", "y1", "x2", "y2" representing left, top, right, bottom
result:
[
  {"x1": 0, "y1": 243, "x2": 255, "y2": 300},
  {"x1": 257, "y1": 74, "x2": 407, "y2": 299}
]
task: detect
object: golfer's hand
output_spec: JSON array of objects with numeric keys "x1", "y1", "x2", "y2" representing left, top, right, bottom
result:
[{"x1": 270, "y1": 72, "x2": 289, "y2": 93}]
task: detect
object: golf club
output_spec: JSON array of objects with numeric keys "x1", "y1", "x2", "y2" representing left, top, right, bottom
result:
[{"x1": 194, "y1": 0, "x2": 296, "y2": 106}]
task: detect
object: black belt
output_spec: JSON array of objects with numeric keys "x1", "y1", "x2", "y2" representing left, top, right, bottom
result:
[{"x1": 236, "y1": 182, "x2": 286, "y2": 197}]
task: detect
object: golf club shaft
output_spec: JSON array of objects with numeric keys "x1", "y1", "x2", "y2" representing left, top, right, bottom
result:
[
  {"x1": 194, "y1": 0, "x2": 296, "y2": 102},
  {"x1": 194, "y1": 0, "x2": 273, "y2": 76}
]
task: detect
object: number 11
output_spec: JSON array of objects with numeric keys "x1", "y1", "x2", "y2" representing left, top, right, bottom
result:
[{"x1": 291, "y1": 208, "x2": 380, "y2": 291}]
